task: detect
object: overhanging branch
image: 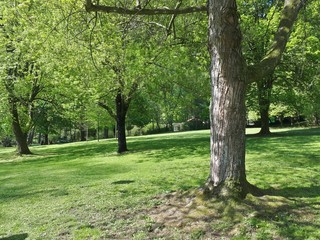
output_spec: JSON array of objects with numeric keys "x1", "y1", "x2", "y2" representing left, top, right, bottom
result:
[
  {"x1": 166, "y1": 0, "x2": 182, "y2": 36},
  {"x1": 247, "y1": 0, "x2": 308, "y2": 83},
  {"x1": 85, "y1": 0, "x2": 207, "y2": 15}
]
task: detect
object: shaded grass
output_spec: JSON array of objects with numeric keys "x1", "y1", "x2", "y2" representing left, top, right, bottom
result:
[{"x1": 0, "y1": 128, "x2": 319, "y2": 239}]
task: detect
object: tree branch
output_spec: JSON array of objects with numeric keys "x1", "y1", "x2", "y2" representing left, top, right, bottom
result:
[
  {"x1": 166, "y1": 0, "x2": 182, "y2": 36},
  {"x1": 247, "y1": 0, "x2": 307, "y2": 83},
  {"x1": 98, "y1": 101, "x2": 116, "y2": 119},
  {"x1": 85, "y1": 0, "x2": 207, "y2": 15},
  {"x1": 128, "y1": 80, "x2": 140, "y2": 102}
]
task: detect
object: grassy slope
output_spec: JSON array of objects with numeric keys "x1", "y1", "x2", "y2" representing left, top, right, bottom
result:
[{"x1": 0, "y1": 128, "x2": 319, "y2": 239}]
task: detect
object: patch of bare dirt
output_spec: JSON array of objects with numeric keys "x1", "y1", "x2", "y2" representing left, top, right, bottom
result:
[
  {"x1": 145, "y1": 189, "x2": 299, "y2": 239},
  {"x1": 147, "y1": 189, "x2": 239, "y2": 239}
]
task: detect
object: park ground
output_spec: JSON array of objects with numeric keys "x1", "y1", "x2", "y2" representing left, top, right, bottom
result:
[{"x1": 0, "y1": 128, "x2": 320, "y2": 239}]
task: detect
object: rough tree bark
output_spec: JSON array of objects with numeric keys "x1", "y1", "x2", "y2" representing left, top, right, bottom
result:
[
  {"x1": 205, "y1": 0, "x2": 306, "y2": 198},
  {"x1": 247, "y1": 0, "x2": 306, "y2": 82},
  {"x1": 204, "y1": 0, "x2": 250, "y2": 198}
]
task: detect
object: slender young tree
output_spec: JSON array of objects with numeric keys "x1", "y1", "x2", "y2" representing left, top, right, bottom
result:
[{"x1": 3, "y1": 62, "x2": 42, "y2": 155}]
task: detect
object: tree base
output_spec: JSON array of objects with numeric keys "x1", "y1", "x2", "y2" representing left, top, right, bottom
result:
[
  {"x1": 16, "y1": 146, "x2": 33, "y2": 156},
  {"x1": 17, "y1": 150, "x2": 33, "y2": 156},
  {"x1": 204, "y1": 179, "x2": 264, "y2": 200},
  {"x1": 258, "y1": 129, "x2": 272, "y2": 136},
  {"x1": 117, "y1": 148, "x2": 129, "y2": 154}
]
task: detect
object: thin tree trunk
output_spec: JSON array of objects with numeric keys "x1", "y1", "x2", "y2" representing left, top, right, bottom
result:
[
  {"x1": 279, "y1": 114, "x2": 284, "y2": 127},
  {"x1": 80, "y1": 128, "x2": 86, "y2": 141},
  {"x1": 38, "y1": 133, "x2": 42, "y2": 144},
  {"x1": 117, "y1": 113, "x2": 128, "y2": 153},
  {"x1": 44, "y1": 134, "x2": 49, "y2": 145},
  {"x1": 104, "y1": 127, "x2": 108, "y2": 138},
  {"x1": 116, "y1": 92, "x2": 128, "y2": 153},
  {"x1": 98, "y1": 92, "x2": 131, "y2": 152},
  {"x1": 259, "y1": 105, "x2": 271, "y2": 135},
  {"x1": 257, "y1": 78, "x2": 273, "y2": 135},
  {"x1": 10, "y1": 102, "x2": 32, "y2": 155},
  {"x1": 27, "y1": 127, "x2": 35, "y2": 145},
  {"x1": 97, "y1": 120, "x2": 100, "y2": 141},
  {"x1": 315, "y1": 115, "x2": 320, "y2": 126}
]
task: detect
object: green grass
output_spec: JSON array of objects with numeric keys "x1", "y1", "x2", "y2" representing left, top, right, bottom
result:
[{"x1": 0, "y1": 128, "x2": 319, "y2": 239}]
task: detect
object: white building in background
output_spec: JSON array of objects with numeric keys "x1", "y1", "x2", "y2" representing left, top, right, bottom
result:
[{"x1": 172, "y1": 123, "x2": 184, "y2": 132}]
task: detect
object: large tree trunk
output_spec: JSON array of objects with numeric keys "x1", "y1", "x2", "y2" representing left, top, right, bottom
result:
[
  {"x1": 116, "y1": 92, "x2": 129, "y2": 153},
  {"x1": 205, "y1": 0, "x2": 250, "y2": 199},
  {"x1": 257, "y1": 78, "x2": 273, "y2": 135},
  {"x1": 10, "y1": 102, "x2": 32, "y2": 155}
]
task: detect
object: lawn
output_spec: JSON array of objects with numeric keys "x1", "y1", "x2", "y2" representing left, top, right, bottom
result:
[{"x1": 0, "y1": 128, "x2": 319, "y2": 239}]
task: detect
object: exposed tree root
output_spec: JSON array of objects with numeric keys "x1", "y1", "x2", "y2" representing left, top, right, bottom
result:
[{"x1": 203, "y1": 179, "x2": 265, "y2": 200}]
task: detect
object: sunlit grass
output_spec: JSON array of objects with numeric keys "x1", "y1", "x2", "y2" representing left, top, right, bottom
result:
[{"x1": 0, "y1": 128, "x2": 319, "y2": 239}]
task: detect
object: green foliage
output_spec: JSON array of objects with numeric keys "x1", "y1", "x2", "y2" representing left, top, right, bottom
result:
[
  {"x1": 0, "y1": 103, "x2": 12, "y2": 138},
  {"x1": 0, "y1": 0, "x2": 77, "y2": 142},
  {"x1": 239, "y1": 0, "x2": 281, "y2": 64},
  {"x1": 0, "y1": 0, "x2": 210, "y2": 147},
  {"x1": 243, "y1": 0, "x2": 320, "y2": 125},
  {"x1": 275, "y1": 0, "x2": 320, "y2": 124},
  {"x1": 127, "y1": 92, "x2": 153, "y2": 129}
]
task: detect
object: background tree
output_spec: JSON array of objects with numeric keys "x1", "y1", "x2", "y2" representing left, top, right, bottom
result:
[
  {"x1": 84, "y1": 1, "x2": 208, "y2": 152},
  {"x1": 244, "y1": 0, "x2": 319, "y2": 131},
  {"x1": 0, "y1": 1, "x2": 47, "y2": 154},
  {"x1": 90, "y1": 16, "x2": 160, "y2": 153},
  {"x1": 277, "y1": 0, "x2": 320, "y2": 125},
  {"x1": 241, "y1": 0, "x2": 283, "y2": 134}
]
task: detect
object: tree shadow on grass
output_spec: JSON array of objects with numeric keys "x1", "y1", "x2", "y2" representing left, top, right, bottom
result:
[
  {"x1": 112, "y1": 180, "x2": 135, "y2": 185},
  {"x1": 245, "y1": 196, "x2": 320, "y2": 240},
  {"x1": 129, "y1": 135, "x2": 210, "y2": 163},
  {"x1": 0, "y1": 233, "x2": 28, "y2": 240},
  {"x1": 0, "y1": 188, "x2": 66, "y2": 201},
  {"x1": 0, "y1": 161, "x2": 131, "y2": 201},
  {"x1": 0, "y1": 142, "x2": 117, "y2": 167},
  {"x1": 276, "y1": 127, "x2": 320, "y2": 137},
  {"x1": 266, "y1": 185, "x2": 320, "y2": 198},
  {"x1": 28, "y1": 141, "x2": 118, "y2": 165},
  {"x1": 242, "y1": 184, "x2": 320, "y2": 239},
  {"x1": 247, "y1": 127, "x2": 320, "y2": 138}
]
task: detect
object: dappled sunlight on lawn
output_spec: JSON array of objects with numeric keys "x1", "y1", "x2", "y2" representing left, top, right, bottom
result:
[{"x1": 0, "y1": 128, "x2": 320, "y2": 239}]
